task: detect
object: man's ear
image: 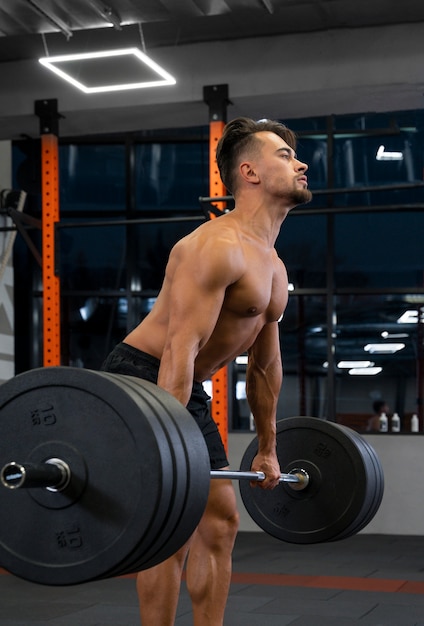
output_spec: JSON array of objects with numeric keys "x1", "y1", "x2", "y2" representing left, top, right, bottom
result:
[{"x1": 239, "y1": 161, "x2": 260, "y2": 185}]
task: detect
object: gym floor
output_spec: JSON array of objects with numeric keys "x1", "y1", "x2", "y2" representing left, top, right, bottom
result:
[{"x1": 1, "y1": 532, "x2": 424, "y2": 625}]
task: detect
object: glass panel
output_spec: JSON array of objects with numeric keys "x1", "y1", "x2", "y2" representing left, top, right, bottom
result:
[
  {"x1": 332, "y1": 130, "x2": 423, "y2": 207},
  {"x1": 296, "y1": 136, "x2": 328, "y2": 205},
  {"x1": 333, "y1": 110, "x2": 424, "y2": 132},
  {"x1": 63, "y1": 295, "x2": 164, "y2": 369},
  {"x1": 285, "y1": 116, "x2": 327, "y2": 133},
  {"x1": 59, "y1": 224, "x2": 126, "y2": 290},
  {"x1": 279, "y1": 294, "x2": 329, "y2": 418},
  {"x1": 277, "y1": 214, "x2": 327, "y2": 288},
  {"x1": 131, "y1": 218, "x2": 203, "y2": 291},
  {"x1": 334, "y1": 211, "x2": 424, "y2": 289},
  {"x1": 59, "y1": 145, "x2": 126, "y2": 211},
  {"x1": 334, "y1": 294, "x2": 420, "y2": 432},
  {"x1": 135, "y1": 142, "x2": 208, "y2": 210}
]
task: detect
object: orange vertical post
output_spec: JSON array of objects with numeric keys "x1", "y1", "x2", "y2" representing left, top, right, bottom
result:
[
  {"x1": 209, "y1": 120, "x2": 227, "y2": 217},
  {"x1": 36, "y1": 100, "x2": 61, "y2": 366},
  {"x1": 203, "y1": 85, "x2": 230, "y2": 451}
]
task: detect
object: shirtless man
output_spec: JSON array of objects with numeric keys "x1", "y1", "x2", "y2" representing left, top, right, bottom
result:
[{"x1": 101, "y1": 116, "x2": 312, "y2": 625}]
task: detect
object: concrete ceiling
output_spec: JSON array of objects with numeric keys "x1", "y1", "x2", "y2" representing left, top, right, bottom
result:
[
  {"x1": 1, "y1": 0, "x2": 424, "y2": 139},
  {"x1": 2, "y1": 0, "x2": 424, "y2": 54}
]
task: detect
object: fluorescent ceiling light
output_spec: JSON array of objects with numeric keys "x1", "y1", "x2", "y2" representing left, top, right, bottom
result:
[
  {"x1": 364, "y1": 343, "x2": 405, "y2": 354},
  {"x1": 235, "y1": 355, "x2": 248, "y2": 365},
  {"x1": 381, "y1": 331, "x2": 409, "y2": 339},
  {"x1": 349, "y1": 367, "x2": 382, "y2": 376},
  {"x1": 376, "y1": 145, "x2": 403, "y2": 161},
  {"x1": 39, "y1": 48, "x2": 176, "y2": 93},
  {"x1": 397, "y1": 310, "x2": 419, "y2": 324},
  {"x1": 337, "y1": 361, "x2": 374, "y2": 368}
]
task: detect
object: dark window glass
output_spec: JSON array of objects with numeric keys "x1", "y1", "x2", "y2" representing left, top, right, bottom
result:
[
  {"x1": 278, "y1": 295, "x2": 328, "y2": 417},
  {"x1": 296, "y1": 137, "x2": 328, "y2": 206},
  {"x1": 134, "y1": 143, "x2": 208, "y2": 210},
  {"x1": 59, "y1": 224, "x2": 126, "y2": 290},
  {"x1": 59, "y1": 145, "x2": 126, "y2": 211},
  {"x1": 332, "y1": 110, "x2": 424, "y2": 132},
  {"x1": 334, "y1": 211, "x2": 424, "y2": 288},
  {"x1": 277, "y1": 214, "x2": 327, "y2": 288},
  {"x1": 284, "y1": 116, "x2": 327, "y2": 133},
  {"x1": 332, "y1": 131, "x2": 423, "y2": 207},
  {"x1": 131, "y1": 218, "x2": 203, "y2": 291},
  {"x1": 63, "y1": 294, "x2": 166, "y2": 369},
  {"x1": 334, "y1": 294, "x2": 419, "y2": 431}
]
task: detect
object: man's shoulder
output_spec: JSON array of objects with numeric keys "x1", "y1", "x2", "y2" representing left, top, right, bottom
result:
[{"x1": 185, "y1": 216, "x2": 242, "y2": 249}]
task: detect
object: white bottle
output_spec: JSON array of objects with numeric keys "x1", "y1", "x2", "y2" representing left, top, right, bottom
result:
[
  {"x1": 411, "y1": 413, "x2": 419, "y2": 433},
  {"x1": 379, "y1": 412, "x2": 388, "y2": 433},
  {"x1": 391, "y1": 412, "x2": 401, "y2": 433}
]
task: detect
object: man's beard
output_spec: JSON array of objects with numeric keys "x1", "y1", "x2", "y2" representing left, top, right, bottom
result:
[{"x1": 290, "y1": 187, "x2": 313, "y2": 206}]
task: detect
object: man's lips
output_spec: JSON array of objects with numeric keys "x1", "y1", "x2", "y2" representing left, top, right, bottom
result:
[{"x1": 297, "y1": 176, "x2": 308, "y2": 186}]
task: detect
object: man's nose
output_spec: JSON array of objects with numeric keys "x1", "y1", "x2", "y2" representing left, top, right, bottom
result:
[{"x1": 296, "y1": 159, "x2": 308, "y2": 172}]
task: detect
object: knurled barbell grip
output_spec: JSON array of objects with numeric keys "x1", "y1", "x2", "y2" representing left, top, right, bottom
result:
[
  {"x1": 0, "y1": 459, "x2": 71, "y2": 491},
  {"x1": 210, "y1": 468, "x2": 309, "y2": 490}
]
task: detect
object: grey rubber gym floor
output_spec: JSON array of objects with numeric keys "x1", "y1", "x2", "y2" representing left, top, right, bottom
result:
[{"x1": 1, "y1": 532, "x2": 424, "y2": 625}]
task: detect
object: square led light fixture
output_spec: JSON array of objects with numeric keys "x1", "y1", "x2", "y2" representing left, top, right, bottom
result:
[{"x1": 39, "y1": 48, "x2": 176, "y2": 93}]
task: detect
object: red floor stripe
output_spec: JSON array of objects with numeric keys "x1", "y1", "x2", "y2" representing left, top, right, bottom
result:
[
  {"x1": 230, "y1": 572, "x2": 424, "y2": 594},
  {"x1": 2, "y1": 567, "x2": 424, "y2": 594}
]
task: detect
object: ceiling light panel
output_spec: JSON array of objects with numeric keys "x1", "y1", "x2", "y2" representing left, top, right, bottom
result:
[
  {"x1": 364, "y1": 343, "x2": 405, "y2": 354},
  {"x1": 397, "y1": 310, "x2": 419, "y2": 324},
  {"x1": 349, "y1": 367, "x2": 382, "y2": 376},
  {"x1": 39, "y1": 48, "x2": 176, "y2": 93},
  {"x1": 337, "y1": 361, "x2": 374, "y2": 368}
]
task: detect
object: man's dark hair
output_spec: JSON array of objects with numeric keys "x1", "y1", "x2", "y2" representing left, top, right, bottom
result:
[{"x1": 216, "y1": 117, "x2": 297, "y2": 194}]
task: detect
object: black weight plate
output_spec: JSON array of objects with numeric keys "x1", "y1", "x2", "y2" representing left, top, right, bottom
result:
[
  {"x1": 239, "y1": 416, "x2": 377, "y2": 544},
  {"x1": 99, "y1": 373, "x2": 191, "y2": 575},
  {"x1": 330, "y1": 429, "x2": 384, "y2": 540},
  {"x1": 357, "y1": 436, "x2": 384, "y2": 527},
  {"x1": 342, "y1": 430, "x2": 384, "y2": 535},
  {"x1": 327, "y1": 431, "x2": 377, "y2": 540},
  {"x1": 118, "y1": 375, "x2": 209, "y2": 572},
  {"x1": 89, "y1": 372, "x2": 180, "y2": 578},
  {"x1": 329, "y1": 429, "x2": 378, "y2": 541},
  {"x1": 0, "y1": 367, "x2": 174, "y2": 585},
  {"x1": 91, "y1": 376, "x2": 176, "y2": 576}
]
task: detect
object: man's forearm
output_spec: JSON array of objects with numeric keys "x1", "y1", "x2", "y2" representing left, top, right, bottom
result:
[{"x1": 246, "y1": 362, "x2": 282, "y2": 452}]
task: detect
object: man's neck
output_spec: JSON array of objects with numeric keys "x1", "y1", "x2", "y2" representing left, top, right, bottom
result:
[{"x1": 230, "y1": 198, "x2": 293, "y2": 247}]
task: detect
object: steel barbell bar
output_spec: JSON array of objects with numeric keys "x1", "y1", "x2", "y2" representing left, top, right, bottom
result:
[
  {"x1": 211, "y1": 469, "x2": 309, "y2": 490},
  {"x1": 1, "y1": 461, "x2": 309, "y2": 491}
]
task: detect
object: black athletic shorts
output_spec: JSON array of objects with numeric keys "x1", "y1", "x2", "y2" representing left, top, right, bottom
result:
[{"x1": 101, "y1": 342, "x2": 229, "y2": 470}]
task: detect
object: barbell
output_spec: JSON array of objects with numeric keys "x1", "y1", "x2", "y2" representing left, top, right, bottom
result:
[
  {"x1": 0, "y1": 366, "x2": 384, "y2": 586},
  {"x1": 2, "y1": 463, "x2": 310, "y2": 489}
]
